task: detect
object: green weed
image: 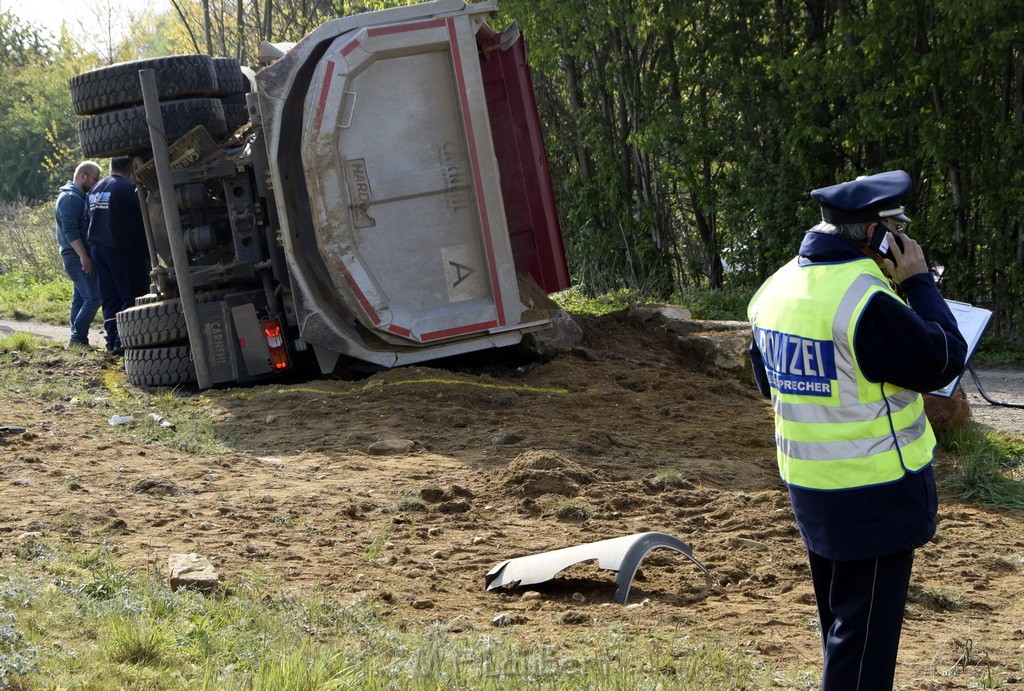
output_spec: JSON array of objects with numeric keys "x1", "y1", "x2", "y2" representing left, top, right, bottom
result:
[
  {"x1": 100, "y1": 616, "x2": 174, "y2": 666},
  {"x1": 552, "y1": 285, "x2": 637, "y2": 315},
  {"x1": 0, "y1": 331, "x2": 41, "y2": 352},
  {"x1": 938, "y1": 424, "x2": 1024, "y2": 509}
]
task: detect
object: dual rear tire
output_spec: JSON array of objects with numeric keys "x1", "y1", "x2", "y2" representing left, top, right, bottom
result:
[
  {"x1": 117, "y1": 299, "x2": 195, "y2": 387},
  {"x1": 72, "y1": 55, "x2": 250, "y2": 158}
]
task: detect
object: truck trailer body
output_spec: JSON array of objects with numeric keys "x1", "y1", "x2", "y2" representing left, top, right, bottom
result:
[{"x1": 70, "y1": 0, "x2": 568, "y2": 388}]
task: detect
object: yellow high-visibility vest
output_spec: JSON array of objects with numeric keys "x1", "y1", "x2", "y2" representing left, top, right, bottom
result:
[{"x1": 747, "y1": 256, "x2": 935, "y2": 490}]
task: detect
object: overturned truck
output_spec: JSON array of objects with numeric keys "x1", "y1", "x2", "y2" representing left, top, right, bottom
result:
[{"x1": 70, "y1": 0, "x2": 569, "y2": 388}]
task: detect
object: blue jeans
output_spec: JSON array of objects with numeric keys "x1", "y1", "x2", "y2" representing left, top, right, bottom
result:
[
  {"x1": 62, "y1": 253, "x2": 101, "y2": 344},
  {"x1": 90, "y1": 244, "x2": 150, "y2": 351}
]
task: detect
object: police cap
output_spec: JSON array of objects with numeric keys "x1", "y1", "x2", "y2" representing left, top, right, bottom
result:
[{"x1": 811, "y1": 170, "x2": 912, "y2": 224}]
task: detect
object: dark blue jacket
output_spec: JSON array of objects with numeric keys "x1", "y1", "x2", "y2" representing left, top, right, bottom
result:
[
  {"x1": 87, "y1": 174, "x2": 148, "y2": 256},
  {"x1": 749, "y1": 231, "x2": 967, "y2": 560}
]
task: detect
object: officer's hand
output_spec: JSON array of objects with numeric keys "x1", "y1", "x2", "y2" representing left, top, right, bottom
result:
[
  {"x1": 882, "y1": 231, "x2": 929, "y2": 284},
  {"x1": 80, "y1": 255, "x2": 94, "y2": 275}
]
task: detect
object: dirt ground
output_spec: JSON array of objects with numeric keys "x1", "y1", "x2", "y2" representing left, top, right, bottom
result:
[{"x1": 2, "y1": 311, "x2": 1023, "y2": 687}]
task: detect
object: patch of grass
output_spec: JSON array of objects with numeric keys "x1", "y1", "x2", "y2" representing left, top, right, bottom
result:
[
  {"x1": 938, "y1": 424, "x2": 1024, "y2": 509},
  {"x1": 552, "y1": 285, "x2": 751, "y2": 322},
  {"x1": 0, "y1": 337, "x2": 229, "y2": 456},
  {"x1": 364, "y1": 525, "x2": 393, "y2": 560},
  {"x1": 552, "y1": 285, "x2": 637, "y2": 315},
  {"x1": 651, "y1": 467, "x2": 693, "y2": 491},
  {"x1": 101, "y1": 616, "x2": 174, "y2": 666},
  {"x1": 541, "y1": 497, "x2": 593, "y2": 522},
  {"x1": 673, "y1": 288, "x2": 750, "y2": 321},
  {"x1": 0, "y1": 541, "x2": 790, "y2": 689},
  {"x1": 0, "y1": 201, "x2": 64, "y2": 282},
  {"x1": 0, "y1": 331, "x2": 42, "y2": 353},
  {"x1": 0, "y1": 271, "x2": 78, "y2": 325}
]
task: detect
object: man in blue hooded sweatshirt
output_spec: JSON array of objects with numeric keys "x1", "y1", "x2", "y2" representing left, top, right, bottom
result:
[{"x1": 55, "y1": 160, "x2": 103, "y2": 348}]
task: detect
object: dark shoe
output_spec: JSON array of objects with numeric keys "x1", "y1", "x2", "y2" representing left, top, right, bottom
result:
[
  {"x1": 104, "y1": 346, "x2": 124, "y2": 359},
  {"x1": 66, "y1": 338, "x2": 90, "y2": 350}
]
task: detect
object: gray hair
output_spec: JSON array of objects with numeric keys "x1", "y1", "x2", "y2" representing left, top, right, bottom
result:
[{"x1": 812, "y1": 220, "x2": 873, "y2": 245}]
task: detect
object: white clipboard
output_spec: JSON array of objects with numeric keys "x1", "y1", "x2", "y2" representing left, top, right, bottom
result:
[{"x1": 931, "y1": 300, "x2": 992, "y2": 398}]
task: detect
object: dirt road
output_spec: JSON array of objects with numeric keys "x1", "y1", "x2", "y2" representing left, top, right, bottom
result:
[{"x1": 1, "y1": 311, "x2": 1023, "y2": 687}]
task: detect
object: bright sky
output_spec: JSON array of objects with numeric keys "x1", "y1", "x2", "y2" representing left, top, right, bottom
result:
[{"x1": 2, "y1": 0, "x2": 169, "y2": 42}]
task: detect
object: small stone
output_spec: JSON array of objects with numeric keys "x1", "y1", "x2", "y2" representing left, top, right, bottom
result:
[
  {"x1": 367, "y1": 439, "x2": 415, "y2": 455},
  {"x1": 266, "y1": 414, "x2": 276, "y2": 423},
  {"x1": 571, "y1": 592, "x2": 586, "y2": 603},
  {"x1": 412, "y1": 599, "x2": 435, "y2": 610},
  {"x1": 491, "y1": 613, "x2": 512, "y2": 627},
  {"x1": 16, "y1": 532, "x2": 41, "y2": 541},
  {"x1": 260, "y1": 494, "x2": 275, "y2": 504},
  {"x1": 558, "y1": 610, "x2": 590, "y2": 625},
  {"x1": 168, "y1": 553, "x2": 220, "y2": 592},
  {"x1": 427, "y1": 527, "x2": 443, "y2": 537},
  {"x1": 472, "y1": 536, "x2": 486, "y2": 545},
  {"x1": 521, "y1": 591, "x2": 542, "y2": 600},
  {"x1": 430, "y1": 550, "x2": 447, "y2": 560}
]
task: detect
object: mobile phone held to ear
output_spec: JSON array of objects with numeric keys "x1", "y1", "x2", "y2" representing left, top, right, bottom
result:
[{"x1": 868, "y1": 224, "x2": 904, "y2": 263}]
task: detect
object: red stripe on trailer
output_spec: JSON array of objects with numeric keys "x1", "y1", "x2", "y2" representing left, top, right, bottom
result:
[
  {"x1": 421, "y1": 320, "x2": 498, "y2": 342},
  {"x1": 334, "y1": 257, "x2": 381, "y2": 324},
  {"x1": 388, "y1": 324, "x2": 412, "y2": 337},
  {"x1": 312, "y1": 60, "x2": 336, "y2": 135}
]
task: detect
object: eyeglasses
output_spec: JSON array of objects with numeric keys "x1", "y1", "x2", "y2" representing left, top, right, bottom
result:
[
  {"x1": 884, "y1": 218, "x2": 907, "y2": 234},
  {"x1": 82, "y1": 172, "x2": 99, "y2": 183}
]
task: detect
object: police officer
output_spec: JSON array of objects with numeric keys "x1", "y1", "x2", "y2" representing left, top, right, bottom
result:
[
  {"x1": 747, "y1": 170, "x2": 967, "y2": 689},
  {"x1": 88, "y1": 156, "x2": 151, "y2": 355}
]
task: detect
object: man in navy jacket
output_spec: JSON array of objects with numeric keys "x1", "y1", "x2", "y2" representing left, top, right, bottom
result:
[{"x1": 88, "y1": 156, "x2": 151, "y2": 355}]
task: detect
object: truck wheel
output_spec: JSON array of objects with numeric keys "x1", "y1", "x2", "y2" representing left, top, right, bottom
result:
[
  {"x1": 69, "y1": 55, "x2": 217, "y2": 116},
  {"x1": 223, "y1": 102, "x2": 250, "y2": 132},
  {"x1": 117, "y1": 300, "x2": 189, "y2": 348},
  {"x1": 213, "y1": 57, "x2": 247, "y2": 96},
  {"x1": 124, "y1": 345, "x2": 197, "y2": 387},
  {"x1": 78, "y1": 98, "x2": 227, "y2": 158}
]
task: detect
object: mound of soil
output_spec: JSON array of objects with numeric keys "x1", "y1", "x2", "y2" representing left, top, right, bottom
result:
[{"x1": 2, "y1": 309, "x2": 1023, "y2": 686}]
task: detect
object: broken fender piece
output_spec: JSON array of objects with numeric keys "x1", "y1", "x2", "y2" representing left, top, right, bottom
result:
[{"x1": 485, "y1": 531, "x2": 708, "y2": 604}]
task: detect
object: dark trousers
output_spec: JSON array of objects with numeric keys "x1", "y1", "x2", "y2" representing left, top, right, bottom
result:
[
  {"x1": 90, "y1": 243, "x2": 150, "y2": 351},
  {"x1": 807, "y1": 549, "x2": 914, "y2": 691}
]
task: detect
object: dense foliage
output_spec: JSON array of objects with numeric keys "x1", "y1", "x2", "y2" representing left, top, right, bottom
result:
[
  {"x1": 0, "y1": 1, "x2": 1021, "y2": 338},
  {"x1": 499, "y1": 0, "x2": 1024, "y2": 340}
]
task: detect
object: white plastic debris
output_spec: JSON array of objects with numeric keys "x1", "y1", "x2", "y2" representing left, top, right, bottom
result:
[{"x1": 148, "y1": 413, "x2": 175, "y2": 429}]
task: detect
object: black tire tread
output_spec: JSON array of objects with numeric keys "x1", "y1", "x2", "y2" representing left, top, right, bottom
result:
[
  {"x1": 69, "y1": 55, "x2": 217, "y2": 116},
  {"x1": 213, "y1": 57, "x2": 247, "y2": 96},
  {"x1": 223, "y1": 102, "x2": 250, "y2": 132},
  {"x1": 117, "y1": 300, "x2": 189, "y2": 348},
  {"x1": 78, "y1": 98, "x2": 227, "y2": 158},
  {"x1": 124, "y1": 345, "x2": 196, "y2": 387}
]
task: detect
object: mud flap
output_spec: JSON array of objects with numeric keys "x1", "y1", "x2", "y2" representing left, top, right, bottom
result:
[{"x1": 485, "y1": 531, "x2": 708, "y2": 604}]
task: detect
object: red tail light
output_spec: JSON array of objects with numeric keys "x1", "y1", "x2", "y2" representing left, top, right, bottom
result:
[{"x1": 262, "y1": 318, "x2": 289, "y2": 370}]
